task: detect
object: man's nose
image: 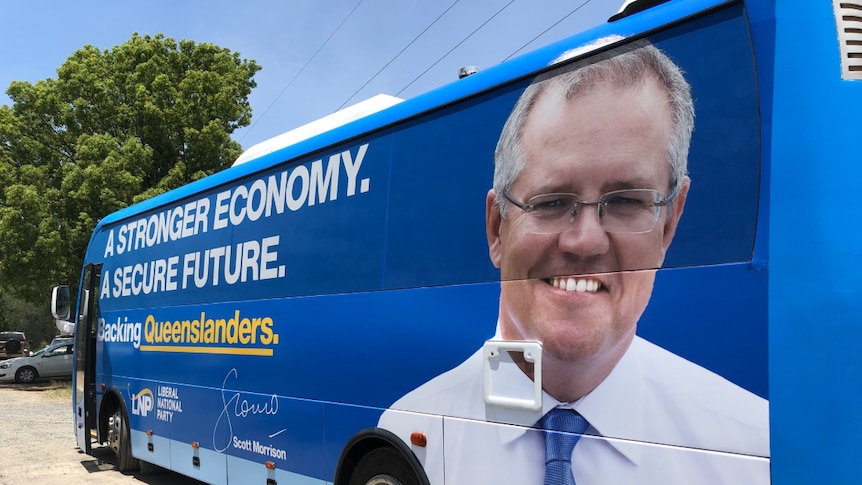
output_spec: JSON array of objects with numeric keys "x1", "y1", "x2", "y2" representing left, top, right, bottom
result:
[{"x1": 556, "y1": 204, "x2": 610, "y2": 256}]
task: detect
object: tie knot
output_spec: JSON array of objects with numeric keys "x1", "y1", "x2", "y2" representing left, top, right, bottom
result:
[{"x1": 539, "y1": 408, "x2": 589, "y2": 463}]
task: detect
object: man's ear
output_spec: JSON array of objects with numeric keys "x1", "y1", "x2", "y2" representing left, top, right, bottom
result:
[
  {"x1": 486, "y1": 189, "x2": 503, "y2": 269},
  {"x1": 661, "y1": 176, "x2": 690, "y2": 253}
]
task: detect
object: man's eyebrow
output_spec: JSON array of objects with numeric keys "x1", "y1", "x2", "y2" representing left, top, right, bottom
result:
[
  {"x1": 603, "y1": 177, "x2": 665, "y2": 191},
  {"x1": 521, "y1": 183, "x2": 575, "y2": 196},
  {"x1": 519, "y1": 177, "x2": 667, "y2": 196}
]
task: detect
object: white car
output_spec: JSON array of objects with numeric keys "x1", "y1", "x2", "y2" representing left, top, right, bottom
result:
[{"x1": 0, "y1": 342, "x2": 74, "y2": 383}]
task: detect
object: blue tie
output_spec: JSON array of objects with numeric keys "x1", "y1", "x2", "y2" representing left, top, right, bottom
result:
[{"x1": 539, "y1": 408, "x2": 590, "y2": 485}]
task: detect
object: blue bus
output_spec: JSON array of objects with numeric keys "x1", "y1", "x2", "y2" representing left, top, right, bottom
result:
[{"x1": 50, "y1": 0, "x2": 861, "y2": 483}]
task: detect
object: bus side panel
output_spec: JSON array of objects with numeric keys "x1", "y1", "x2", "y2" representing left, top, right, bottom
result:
[
  {"x1": 172, "y1": 444, "x2": 227, "y2": 485},
  {"x1": 325, "y1": 402, "x2": 444, "y2": 483},
  {"x1": 227, "y1": 456, "x2": 327, "y2": 485},
  {"x1": 376, "y1": 4, "x2": 768, "y2": 483},
  {"x1": 769, "y1": 0, "x2": 862, "y2": 482},
  {"x1": 641, "y1": 263, "x2": 768, "y2": 399},
  {"x1": 122, "y1": 370, "x2": 328, "y2": 480},
  {"x1": 441, "y1": 416, "x2": 770, "y2": 483},
  {"x1": 122, "y1": 378, "x2": 173, "y2": 468}
]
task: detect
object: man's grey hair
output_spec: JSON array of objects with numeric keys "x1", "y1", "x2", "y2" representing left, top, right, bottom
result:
[{"x1": 493, "y1": 36, "x2": 694, "y2": 216}]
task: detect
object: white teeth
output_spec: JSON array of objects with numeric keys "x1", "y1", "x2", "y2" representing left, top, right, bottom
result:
[{"x1": 551, "y1": 277, "x2": 601, "y2": 292}]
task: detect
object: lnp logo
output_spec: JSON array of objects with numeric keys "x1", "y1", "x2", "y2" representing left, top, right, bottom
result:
[{"x1": 131, "y1": 388, "x2": 154, "y2": 417}]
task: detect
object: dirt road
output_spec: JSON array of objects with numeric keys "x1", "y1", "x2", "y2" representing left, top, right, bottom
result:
[{"x1": 0, "y1": 381, "x2": 204, "y2": 485}]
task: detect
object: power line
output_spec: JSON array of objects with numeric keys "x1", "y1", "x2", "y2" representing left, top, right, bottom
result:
[
  {"x1": 239, "y1": 0, "x2": 365, "y2": 143},
  {"x1": 502, "y1": 0, "x2": 595, "y2": 62},
  {"x1": 396, "y1": 0, "x2": 515, "y2": 97},
  {"x1": 337, "y1": 0, "x2": 461, "y2": 111},
  {"x1": 244, "y1": 0, "x2": 596, "y2": 144}
]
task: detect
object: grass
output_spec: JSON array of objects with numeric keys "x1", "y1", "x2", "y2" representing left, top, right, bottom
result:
[{"x1": 40, "y1": 379, "x2": 73, "y2": 399}]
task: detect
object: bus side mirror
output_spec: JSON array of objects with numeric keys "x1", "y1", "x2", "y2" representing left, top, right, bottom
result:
[{"x1": 51, "y1": 285, "x2": 71, "y2": 320}]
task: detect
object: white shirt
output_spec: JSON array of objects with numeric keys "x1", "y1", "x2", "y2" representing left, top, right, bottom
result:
[{"x1": 378, "y1": 336, "x2": 770, "y2": 485}]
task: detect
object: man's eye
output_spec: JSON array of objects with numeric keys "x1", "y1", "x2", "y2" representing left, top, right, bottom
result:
[
  {"x1": 532, "y1": 198, "x2": 570, "y2": 212},
  {"x1": 604, "y1": 195, "x2": 652, "y2": 217},
  {"x1": 605, "y1": 196, "x2": 642, "y2": 206}
]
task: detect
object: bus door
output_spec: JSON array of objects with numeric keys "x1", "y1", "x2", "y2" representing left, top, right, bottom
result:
[{"x1": 74, "y1": 263, "x2": 100, "y2": 453}]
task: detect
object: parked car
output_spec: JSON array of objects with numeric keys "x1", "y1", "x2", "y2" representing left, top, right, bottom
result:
[
  {"x1": 0, "y1": 331, "x2": 30, "y2": 358},
  {"x1": 0, "y1": 342, "x2": 73, "y2": 383}
]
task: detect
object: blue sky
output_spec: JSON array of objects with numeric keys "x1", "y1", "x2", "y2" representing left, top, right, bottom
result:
[{"x1": 0, "y1": 0, "x2": 618, "y2": 152}]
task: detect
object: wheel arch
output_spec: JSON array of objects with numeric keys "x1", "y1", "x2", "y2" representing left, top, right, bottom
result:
[
  {"x1": 334, "y1": 427, "x2": 431, "y2": 485},
  {"x1": 98, "y1": 387, "x2": 128, "y2": 443}
]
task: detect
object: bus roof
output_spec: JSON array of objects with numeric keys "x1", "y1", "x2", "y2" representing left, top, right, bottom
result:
[{"x1": 232, "y1": 94, "x2": 404, "y2": 167}]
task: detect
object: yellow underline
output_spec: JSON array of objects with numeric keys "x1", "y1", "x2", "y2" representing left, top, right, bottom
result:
[{"x1": 139, "y1": 345, "x2": 273, "y2": 356}]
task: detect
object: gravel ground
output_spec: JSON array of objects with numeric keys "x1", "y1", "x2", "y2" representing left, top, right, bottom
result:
[{"x1": 0, "y1": 380, "x2": 203, "y2": 485}]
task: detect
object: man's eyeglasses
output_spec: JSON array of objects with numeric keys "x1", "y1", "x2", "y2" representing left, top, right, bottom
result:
[{"x1": 500, "y1": 187, "x2": 678, "y2": 234}]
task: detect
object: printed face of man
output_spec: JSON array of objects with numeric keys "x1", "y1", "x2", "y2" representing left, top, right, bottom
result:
[{"x1": 487, "y1": 77, "x2": 689, "y2": 371}]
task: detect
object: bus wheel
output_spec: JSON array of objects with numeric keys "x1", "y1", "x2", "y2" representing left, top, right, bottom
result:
[
  {"x1": 14, "y1": 366, "x2": 37, "y2": 384},
  {"x1": 108, "y1": 407, "x2": 140, "y2": 471},
  {"x1": 349, "y1": 447, "x2": 420, "y2": 485}
]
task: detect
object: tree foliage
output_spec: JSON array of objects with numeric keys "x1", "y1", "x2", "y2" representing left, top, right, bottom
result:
[
  {"x1": 0, "y1": 288, "x2": 55, "y2": 348},
  {"x1": 0, "y1": 33, "x2": 261, "y2": 305}
]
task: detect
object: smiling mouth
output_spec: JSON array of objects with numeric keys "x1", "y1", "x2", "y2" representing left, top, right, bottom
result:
[{"x1": 548, "y1": 276, "x2": 602, "y2": 292}]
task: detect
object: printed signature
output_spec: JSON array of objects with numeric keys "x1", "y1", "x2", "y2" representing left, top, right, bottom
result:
[{"x1": 213, "y1": 368, "x2": 283, "y2": 452}]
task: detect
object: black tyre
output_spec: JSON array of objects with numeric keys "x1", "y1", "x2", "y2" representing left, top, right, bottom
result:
[
  {"x1": 349, "y1": 447, "x2": 421, "y2": 485},
  {"x1": 5, "y1": 338, "x2": 21, "y2": 354},
  {"x1": 108, "y1": 407, "x2": 140, "y2": 471},
  {"x1": 14, "y1": 366, "x2": 37, "y2": 384}
]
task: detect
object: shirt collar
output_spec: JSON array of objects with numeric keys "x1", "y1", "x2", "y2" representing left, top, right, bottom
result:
[{"x1": 574, "y1": 336, "x2": 645, "y2": 464}]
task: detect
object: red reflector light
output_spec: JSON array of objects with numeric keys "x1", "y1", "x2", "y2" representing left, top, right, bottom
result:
[{"x1": 410, "y1": 432, "x2": 427, "y2": 447}]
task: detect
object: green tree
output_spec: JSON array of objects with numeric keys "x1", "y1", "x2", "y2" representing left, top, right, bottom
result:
[
  {"x1": 0, "y1": 288, "x2": 55, "y2": 348},
  {"x1": 0, "y1": 33, "x2": 260, "y2": 304}
]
